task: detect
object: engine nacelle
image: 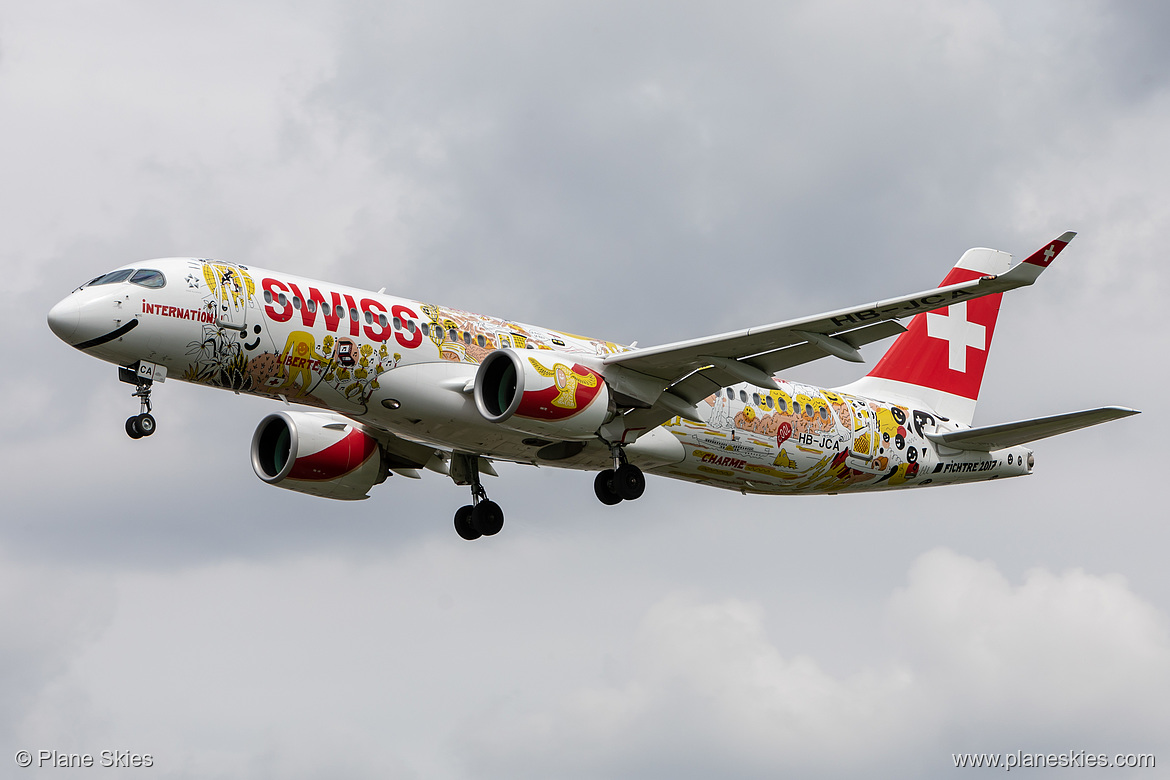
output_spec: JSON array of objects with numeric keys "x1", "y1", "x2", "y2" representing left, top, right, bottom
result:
[
  {"x1": 474, "y1": 349, "x2": 612, "y2": 440},
  {"x1": 251, "y1": 411, "x2": 385, "y2": 500}
]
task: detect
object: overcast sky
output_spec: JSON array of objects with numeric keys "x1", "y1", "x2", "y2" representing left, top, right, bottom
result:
[{"x1": 2, "y1": 1, "x2": 1168, "y2": 777}]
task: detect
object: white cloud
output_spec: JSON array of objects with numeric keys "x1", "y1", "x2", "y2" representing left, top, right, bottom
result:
[{"x1": 460, "y1": 548, "x2": 1170, "y2": 779}]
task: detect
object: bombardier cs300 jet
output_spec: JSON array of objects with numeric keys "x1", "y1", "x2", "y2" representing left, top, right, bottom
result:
[{"x1": 48, "y1": 233, "x2": 1137, "y2": 540}]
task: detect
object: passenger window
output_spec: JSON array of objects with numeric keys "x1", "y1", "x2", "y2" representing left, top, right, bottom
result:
[
  {"x1": 448, "y1": 328, "x2": 458, "y2": 341},
  {"x1": 463, "y1": 331, "x2": 471, "y2": 345},
  {"x1": 379, "y1": 314, "x2": 388, "y2": 328},
  {"x1": 477, "y1": 335, "x2": 486, "y2": 347},
  {"x1": 393, "y1": 317, "x2": 402, "y2": 330},
  {"x1": 129, "y1": 269, "x2": 166, "y2": 288},
  {"x1": 293, "y1": 297, "x2": 302, "y2": 310},
  {"x1": 278, "y1": 293, "x2": 287, "y2": 306},
  {"x1": 364, "y1": 310, "x2": 373, "y2": 325},
  {"x1": 766, "y1": 396, "x2": 774, "y2": 409},
  {"x1": 307, "y1": 299, "x2": 317, "y2": 313},
  {"x1": 726, "y1": 388, "x2": 734, "y2": 399},
  {"x1": 334, "y1": 304, "x2": 345, "y2": 318},
  {"x1": 407, "y1": 320, "x2": 416, "y2": 333},
  {"x1": 349, "y1": 308, "x2": 358, "y2": 321},
  {"x1": 739, "y1": 390, "x2": 747, "y2": 403},
  {"x1": 421, "y1": 322, "x2": 429, "y2": 336},
  {"x1": 752, "y1": 393, "x2": 760, "y2": 406},
  {"x1": 264, "y1": 289, "x2": 273, "y2": 304}
]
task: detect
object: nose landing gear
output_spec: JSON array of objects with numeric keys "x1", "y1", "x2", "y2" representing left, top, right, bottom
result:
[
  {"x1": 124, "y1": 379, "x2": 156, "y2": 439},
  {"x1": 119, "y1": 362, "x2": 163, "y2": 439}
]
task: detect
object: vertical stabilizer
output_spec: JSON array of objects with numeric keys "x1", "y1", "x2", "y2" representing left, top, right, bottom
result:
[{"x1": 839, "y1": 247, "x2": 1012, "y2": 425}]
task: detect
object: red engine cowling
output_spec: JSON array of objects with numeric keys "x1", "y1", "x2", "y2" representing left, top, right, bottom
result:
[
  {"x1": 474, "y1": 348, "x2": 613, "y2": 440},
  {"x1": 250, "y1": 411, "x2": 386, "y2": 500}
]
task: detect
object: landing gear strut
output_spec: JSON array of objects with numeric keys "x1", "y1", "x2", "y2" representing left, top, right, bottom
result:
[
  {"x1": 451, "y1": 453, "x2": 504, "y2": 541},
  {"x1": 594, "y1": 444, "x2": 645, "y2": 505},
  {"x1": 119, "y1": 366, "x2": 157, "y2": 439}
]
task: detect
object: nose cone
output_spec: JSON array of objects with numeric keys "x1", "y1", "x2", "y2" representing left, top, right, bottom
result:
[{"x1": 47, "y1": 296, "x2": 80, "y2": 343}]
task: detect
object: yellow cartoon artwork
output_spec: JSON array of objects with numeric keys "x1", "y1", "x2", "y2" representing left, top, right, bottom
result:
[
  {"x1": 773, "y1": 449, "x2": 797, "y2": 469},
  {"x1": 874, "y1": 405, "x2": 900, "y2": 446},
  {"x1": 528, "y1": 358, "x2": 598, "y2": 410},
  {"x1": 734, "y1": 405, "x2": 758, "y2": 430},
  {"x1": 853, "y1": 429, "x2": 874, "y2": 457},
  {"x1": 202, "y1": 263, "x2": 255, "y2": 309},
  {"x1": 824, "y1": 390, "x2": 853, "y2": 429},
  {"x1": 278, "y1": 331, "x2": 329, "y2": 395}
]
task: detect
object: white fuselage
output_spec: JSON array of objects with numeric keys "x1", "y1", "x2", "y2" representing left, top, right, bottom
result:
[{"x1": 47, "y1": 257, "x2": 1033, "y2": 496}]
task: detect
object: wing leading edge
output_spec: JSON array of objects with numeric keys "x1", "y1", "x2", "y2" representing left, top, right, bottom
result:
[{"x1": 601, "y1": 233, "x2": 1076, "y2": 432}]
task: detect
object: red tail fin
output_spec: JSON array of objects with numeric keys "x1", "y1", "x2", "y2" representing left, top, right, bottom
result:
[
  {"x1": 841, "y1": 235, "x2": 1075, "y2": 424},
  {"x1": 843, "y1": 248, "x2": 1010, "y2": 424}
]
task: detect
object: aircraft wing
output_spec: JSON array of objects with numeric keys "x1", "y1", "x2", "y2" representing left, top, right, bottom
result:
[
  {"x1": 604, "y1": 233, "x2": 1076, "y2": 411},
  {"x1": 926, "y1": 407, "x2": 1140, "y2": 452},
  {"x1": 357, "y1": 421, "x2": 453, "y2": 477}
]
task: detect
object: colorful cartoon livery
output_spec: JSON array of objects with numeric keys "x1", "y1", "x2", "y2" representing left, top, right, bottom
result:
[{"x1": 47, "y1": 233, "x2": 1138, "y2": 539}]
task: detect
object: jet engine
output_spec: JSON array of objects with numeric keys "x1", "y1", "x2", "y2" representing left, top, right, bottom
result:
[
  {"x1": 474, "y1": 349, "x2": 613, "y2": 440},
  {"x1": 251, "y1": 411, "x2": 386, "y2": 500}
]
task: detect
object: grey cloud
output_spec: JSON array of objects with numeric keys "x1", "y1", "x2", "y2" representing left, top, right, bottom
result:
[
  {"x1": 305, "y1": 1, "x2": 1142, "y2": 343},
  {"x1": 2, "y1": 1, "x2": 1167, "y2": 777},
  {"x1": 0, "y1": 555, "x2": 115, "y2": 753},
  {"x1": 457, "y1": 549, "x2": 1170, "y2": 779}
]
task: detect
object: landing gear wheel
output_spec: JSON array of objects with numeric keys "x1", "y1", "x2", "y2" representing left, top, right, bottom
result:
[
  {"x1": 136, "y1": 413, "x2": 157, "y2": 437},
  {"x1": 594, "y1": 469, "x2": 623, "y2": 505},
  {"x1": 614, "y1": 463, "x2": 646, "y2": 501},
  {"x1": 121, "y1": 368, "x2": 157, "y2": 440},
  {"x1": 472, "y1": 500, "x2": 504, "y2": 536},
  {"x1": 449, "y1": 453, "x2": 505, "y2": 539},
  {"x1": 125, "y1": 416, "x2": 144, "y2": 439},
  {"x1": 454, "y1": 505, "x2": 481, "y2": 541}
]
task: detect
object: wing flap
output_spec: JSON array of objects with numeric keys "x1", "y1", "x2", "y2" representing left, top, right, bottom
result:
[
  {"x1": 604, "y1": 276, "x2": 992, "y2": 380},
  {"x1": 749, "y1": 320, "x2": 908, "y2": 376},
  {"x1": 926, "y1": 406, "x2": 1139, "y2": 451},
  {"x1": 598, "y1": 234, "x2": 1074, "y2": 438},
  {"x1": 604, "y1": 235, "x2": 1072, "y2": 386}
]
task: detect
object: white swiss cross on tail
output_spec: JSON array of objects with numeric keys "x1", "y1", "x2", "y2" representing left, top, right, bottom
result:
[
  {"x1": 857, "y1": 247, "x2": 1011, "y2": 425},
  {"x1": 841, "y1": 233, "x2": 1076, "y2": 427},
  {"x1": 926, "y1": 301, "x2": 986, "y2": 372}
]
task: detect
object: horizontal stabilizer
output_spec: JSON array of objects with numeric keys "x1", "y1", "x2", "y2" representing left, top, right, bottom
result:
[{"x1": 926, "y1": 406, "x2": 1139, "y2": 451}]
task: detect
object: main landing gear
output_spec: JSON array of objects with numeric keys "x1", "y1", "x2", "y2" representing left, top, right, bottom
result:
[
  {"x1": 450, "y1": 453, "x2": 504, "y2": 541},
  {"x1": 594, "y1": 444, "x2": 645, "y2": 505},
  {"x1": 119, "y1": 366, "x2": 157, "y2": 439}
]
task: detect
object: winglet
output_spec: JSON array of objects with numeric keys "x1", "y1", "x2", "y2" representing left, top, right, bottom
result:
[
  {"x1": 998, "y1": 231, "x2": 1076, "y2": 288},
  {"x1": 1021, "y1": 231, "x2": 1076, "y2": 268}
]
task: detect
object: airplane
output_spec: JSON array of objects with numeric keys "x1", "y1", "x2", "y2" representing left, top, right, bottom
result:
[{"x1": 47, "y1": 232, "x2": 1138, "y2": 540}]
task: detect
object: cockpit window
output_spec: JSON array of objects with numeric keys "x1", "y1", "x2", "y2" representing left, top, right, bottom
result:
[
  {"x1": 85, "y1": 269, "x2": 134, "y2": 287},
  {"x1": 130, "y1": 269, "x2": 166, "y2": 288}
]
